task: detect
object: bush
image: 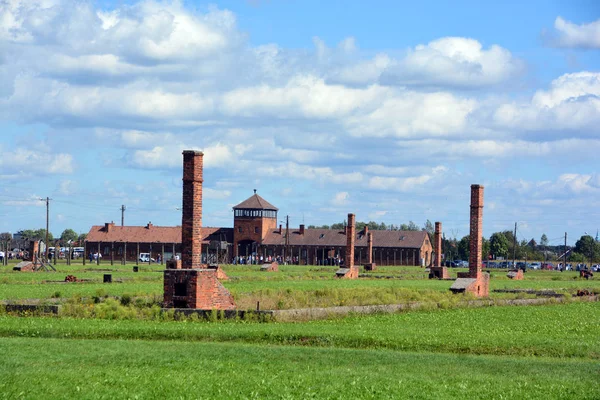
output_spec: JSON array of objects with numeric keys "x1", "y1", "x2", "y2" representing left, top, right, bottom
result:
[{"x1": 120, "y1": 294, "x2": 132, "y2": 306}]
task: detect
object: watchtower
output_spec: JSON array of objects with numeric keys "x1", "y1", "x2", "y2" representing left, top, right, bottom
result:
[{"x1": 233, "y1": 190, "x2": 278, "y2": 258}]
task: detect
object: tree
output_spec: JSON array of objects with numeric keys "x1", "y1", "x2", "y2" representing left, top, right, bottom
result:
[
  {"x1": 574, "y1": 235, "x2": 599, "y2": 263},
  {"x1": 482, "y1": 237, "x2": 490, "y2": 260},
  {"x1": 0, "y1": 232, "x2": 12, "y2": 242},
  {"x1": 400, "y1": 221, "x2": 419, "y2": 231},
  {"x1": 457, "y1": 235, "x2": 470, "y2": 260},
  {"x1": 78, "y1": 233, "x2": 88, "y2": 243},
  {"x1": 422, "y1": 220, "x2": 434, "y2": 236},
  {"x1": 490, "y1": 232, "x2": 509, "y2": 259},
  {"x1": 61, "y1": 229, "x2": 78, "y2": 244},
  {"x1": 540, "y1": 234, "x2": 548, "y2": 247}
]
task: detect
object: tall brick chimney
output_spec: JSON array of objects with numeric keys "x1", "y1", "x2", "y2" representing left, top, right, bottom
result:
[
  {"x1": 346, "y1": 213, "x2": 355, "y2": 269},
  {"x1": 468, "y1": 185, "x2": 484, "y2": 278},
  {"x1": 299, "y1": 224, "x2": 305, "y2": 235},
  {"x1": 367, "y1": 232, "x2": 373, "y2": 264},
  {"x1": 434, "y1": 222, "x2": 442, "y2": 268},
  {"x1": 163, "y1": 150, "x2": 235, "y2": 310},
  {"x1": 181, "y1": 150, "x2": 203, "y2": 269}
]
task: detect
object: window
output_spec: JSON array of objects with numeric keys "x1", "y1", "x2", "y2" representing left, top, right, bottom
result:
[
  {"x1": 254, "y1": 227, "x2": 259, "y2": 234},
  {"x1": 238, "y1": 226, "x2": 243, "y2": 233}
]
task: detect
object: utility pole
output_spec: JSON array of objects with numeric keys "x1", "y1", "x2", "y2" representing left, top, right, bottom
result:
[
  {"x1": 121, "y1": 205, "x2": 126, "y2": 227},
  {"x1": 512, "y1": 222, "x2": 517, "y2": 268},
  {"x1": 564, "y1": 232, "x2": 567, "y2": 270},
  {"x1": 40, "y1": 197, "x2": 51, "y2": 262}
]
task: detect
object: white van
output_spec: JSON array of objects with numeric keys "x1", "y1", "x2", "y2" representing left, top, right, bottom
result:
[{"x1": 139, "y1": 253, "x2": 155, "y2": 262}]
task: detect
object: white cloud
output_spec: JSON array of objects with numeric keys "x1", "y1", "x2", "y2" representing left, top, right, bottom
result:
[
  {"x1": 551, "y1": 17, "x2": 600, "y2": 49},
  {"x1": 129, "y1": 142, "x2": 234, "y2": 169},
  {"x1": 331, "y1": 191, "x2": 349, "y2": 206},
  {"x1": 345, "y1": 90, "x2": 477, "y2": 138},
  {"x1": 58, "y1": 179, "x2": 75, "y2": 195},
  {"x1": 221, "y1": 75, "x2": 387, "y2": 119},
  {"x1": 380, "y1": 37, "x2": 521, "y2": 88},
  {"x1": 0, "y1": 147, "x2": 73, "y2": 175},
  {"x1": 2, "y1": 194, "x2": 46, "y2": 207},
  {"x1": 494, "y1": 72, "x2": 600, "y2": 134}
]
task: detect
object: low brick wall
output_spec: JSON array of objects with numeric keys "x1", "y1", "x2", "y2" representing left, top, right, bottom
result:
[{"x1": 3, "y1": 304, "x2": 61, "y2": 315}]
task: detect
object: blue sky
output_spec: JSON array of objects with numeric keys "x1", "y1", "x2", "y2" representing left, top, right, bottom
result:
[{"x1": 0, "y1": 0, "x2": 599, "y2": 246}]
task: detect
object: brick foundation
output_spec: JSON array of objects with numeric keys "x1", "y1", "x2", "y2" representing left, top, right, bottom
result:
[
  {"x1": 507, "y1": 269, "x2": 524, "y2": 280},
  {"x1": 260, "y1": 262, "x2": 279, "y2": 272},
  {"x1": 335, "y1": 267, "x2": 360, "y2": 278},
  {"x1": 429, "y1": 266, "x2": 449, "y2": 279},
  {"x1": 163, "y1": 269, "x2": 235, "y2": 309}
]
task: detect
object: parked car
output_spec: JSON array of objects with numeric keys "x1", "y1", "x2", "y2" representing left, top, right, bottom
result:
[
  {"x1": 529, "y1": 262, "x2": 541, "y2": 270},
  {"x1": 541, "y1": 262, "x2": 554, "y2": 270},
  {"x1": 139, "y1": 253, "x2": 155, "y2": 263},
  {"x1": 591, "y1": 264, "x2": 600, "y2": 272}
]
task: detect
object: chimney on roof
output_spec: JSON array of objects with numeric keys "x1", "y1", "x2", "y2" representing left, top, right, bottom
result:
[
  {"x1": 146, "y1": 222, "x2": 153, "y2": 229},
  {"x1": 364, "y1": 226, "x2": 369, "y2": 235},
  {"x1": 253, "y1": 189, "x2": 257, "y2": 194},
  {"x1": 299, "y1": 224, "x2": 305, "y2": 235},
  {"x1": 279, "y1": 224, "x2": 282, "y2": 234},
  {"x1": 104, "y1": 222, "x2": 114, "y2": 232}
]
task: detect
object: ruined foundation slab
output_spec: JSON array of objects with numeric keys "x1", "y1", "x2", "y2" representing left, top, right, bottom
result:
[
  {"x1": 507, "y1": 269, "x2": 524, "y2": 280},
  {"x1": 450, "y1": 273, "x2": 490, "y2": 297},
  {"x1": 335, "y1": 267, "x2": 359, "y2": 279},
  {"x1": 260, "y1": 262, "x2": 279, "y2": 272}
]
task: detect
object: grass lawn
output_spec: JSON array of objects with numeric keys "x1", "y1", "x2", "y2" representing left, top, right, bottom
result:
[{"x1": 1, "y1": 337, "x2": 598, "y2": 400}]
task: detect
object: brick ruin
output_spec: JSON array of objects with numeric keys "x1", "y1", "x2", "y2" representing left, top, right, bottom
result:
[
  {"x1": 260, "y1": 261, "x2": 279, "y2": 272},
  {"x1": 336, "y1": 213, "x2": 359, "y2": 279},
  {"x1": 363, "y1": 230, "x2": 376, "y2": 271},
  {"x1": 163, "y1": 151, "x2": 235, "y2": 310},
  {"x1": 429, "y1": 222, "x2": 449, "y2": 279},
  {"x1": 507, "y1": 269, "x2": 524, "y2": 280},
  {"x1": 450, "y1": 185, "x2": 489, "y2": 296}
]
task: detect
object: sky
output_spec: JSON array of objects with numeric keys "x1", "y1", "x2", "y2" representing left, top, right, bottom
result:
[{"x1": 0, "y1": 0, "x2": 599, "y2": 246}]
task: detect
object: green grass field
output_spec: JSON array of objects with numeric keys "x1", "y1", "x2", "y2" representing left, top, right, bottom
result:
[
  {"x1": 1, "y1": 260, "x2": 598, "y2": 398},
  {"x1": 0, "y1": 303, "x2": 599, "y2": 399}
]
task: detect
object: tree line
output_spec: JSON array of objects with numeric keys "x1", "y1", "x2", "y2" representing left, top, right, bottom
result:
[{"x1": 0, "y1": 229, "x2": 88, "y2": 248}]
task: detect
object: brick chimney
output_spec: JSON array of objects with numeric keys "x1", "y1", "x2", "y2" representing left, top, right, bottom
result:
[
  {"x1": 469, "y1": 185, "x2": 484, "y2": 278},
  {"x1": 434, "y1": 222, "x2": 442, "y2": 268},
  {"x1": 181, "y1": 150, "x2": 204, "y2": 269},
  {"x1": 299, "y1": 224, "x2": 305, "y2": 235},
  {"x1": 146, "y1": 222, "x2": 153, "y2": 229},
  {"x1": 367, "y1": 231, "x2": 373, "y2": 264},
  {"x1": 364, "y1": 226, "x2": 369, "y2": 236},
  {"x1": 104, "y1": 222, "x2": 113, "y2": 232},
  {"x1": 279, "y1": 224, "x2": 282, "y2": 234},
  {"x1": 346, "y1": 213, "x2": 355, "y2": 269}
]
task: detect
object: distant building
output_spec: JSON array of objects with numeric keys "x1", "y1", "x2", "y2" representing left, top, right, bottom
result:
[{"x1": 85, "y1": 193, "x2": 433, "y2": 266}]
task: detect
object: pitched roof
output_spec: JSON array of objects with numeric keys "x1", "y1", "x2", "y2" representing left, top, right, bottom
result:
[
  {"x1": 86, "y1": 223, "x2": 233, "y2": 244},
  {"x1": 233, "y1": 193, "x2": 278, "y2": 211},
  {"x1": 261, "y1": 228, "x2": 429, "y2": 249}
]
